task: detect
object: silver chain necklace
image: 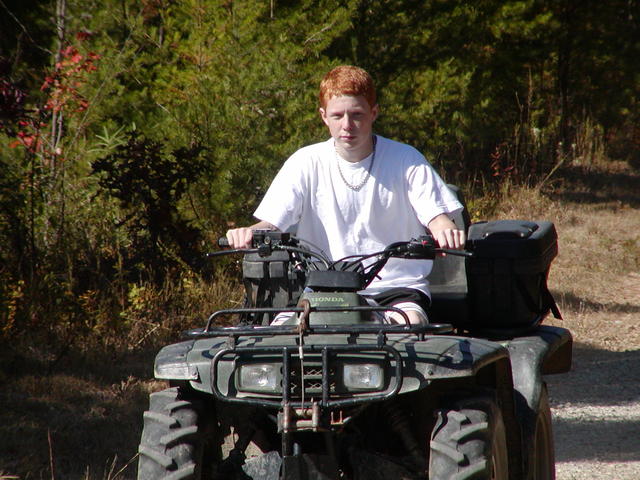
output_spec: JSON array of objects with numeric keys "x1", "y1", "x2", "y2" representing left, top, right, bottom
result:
[{"x1": 335, "y1": 136, "x2": 376, "y2": 192}]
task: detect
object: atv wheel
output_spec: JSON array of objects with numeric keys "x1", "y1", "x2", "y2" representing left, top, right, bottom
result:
[
  {"x1": 529, "y1": 384, "x2": 556, "y2": 480},
  {"x1": 429, "y1": 396, "x2": 509, "y2": 480},
  {"x1": 137, "y1": 387, "x2": 206, "y2": 480},
  {"x1": 137, "y1": 387, "x2": 277, "y2": 480}
]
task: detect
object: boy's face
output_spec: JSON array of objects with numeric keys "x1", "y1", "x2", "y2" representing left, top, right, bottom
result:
[{"x1": 319, "y1": 95, "x2": 378, "y2": 159}]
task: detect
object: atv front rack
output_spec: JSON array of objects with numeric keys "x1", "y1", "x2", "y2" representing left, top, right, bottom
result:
[{"x1": 184, "y1": 305, "x2": 455, "y2": 340}]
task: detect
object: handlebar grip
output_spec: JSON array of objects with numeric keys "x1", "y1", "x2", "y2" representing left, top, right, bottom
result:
[{"x1": 217, "y1": 237, "x2": 230, "y2": 248}]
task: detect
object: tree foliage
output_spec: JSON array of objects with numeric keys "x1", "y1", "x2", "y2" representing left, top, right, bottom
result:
[
  {"x1": 92, "y1": 132, "x2": 206, "y2": 279},
  {"x1": 0, "y1": 0, "x2": 638, "y2": 347}
]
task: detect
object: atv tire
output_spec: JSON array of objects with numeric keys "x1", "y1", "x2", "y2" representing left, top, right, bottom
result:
[
  {"x1": 429, "y1": 395, "x2": 509, "y2": 480},
  {"x1": 527, "y1": 384, "x2": 555, "y2": 480},
  {"x1": 137, "y1": 387, "x2": 206, "y2": 480}
]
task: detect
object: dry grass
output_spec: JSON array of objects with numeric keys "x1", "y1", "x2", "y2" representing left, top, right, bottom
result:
[
  {"x1": 0, "y1": 352, "x2": 164, "y2": 479},
  {"x1": 0, "y1": 273, "x2": 243, "y2": 480},
  {"x1": 490, "y1": 160, "x2": 640, "y2": 352},
  {"x1": 1, "y1": 159, "x2": 638, "y2": 479}
]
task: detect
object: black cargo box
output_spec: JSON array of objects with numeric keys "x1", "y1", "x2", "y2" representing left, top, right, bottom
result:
[{"x1": 464, "y1": 220, "x2": 561, "y2": 334}]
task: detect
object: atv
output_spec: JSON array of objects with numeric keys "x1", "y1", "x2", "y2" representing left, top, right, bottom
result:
[{"x1": 136, "y1": 188, "x2": 572, "y2": 480}]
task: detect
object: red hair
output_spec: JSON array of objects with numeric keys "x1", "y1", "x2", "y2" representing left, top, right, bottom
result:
[{"x1": 319, "y1": 66, "x2": 377, "y2": 109}]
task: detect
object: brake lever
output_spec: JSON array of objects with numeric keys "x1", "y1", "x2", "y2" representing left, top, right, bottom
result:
[
  {"x1": 206, "y1": 248, "x2": 260, "y2": 257},
  {"x1": 412, "y1": 235, "x2": 475, "y2": 258},
  {"x1": 436, "y1": 248, "x2": 474, "y2": 257}
]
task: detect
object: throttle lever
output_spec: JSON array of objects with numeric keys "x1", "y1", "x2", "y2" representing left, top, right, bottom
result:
[{"x1": 403, "y1": 235, "x2": 437, "y2": 259}]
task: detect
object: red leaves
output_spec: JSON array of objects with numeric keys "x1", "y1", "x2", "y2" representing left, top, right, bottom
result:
[
  {"x1": 53, "y1": 46, "x2": 100, "y2": 74},
  {"x1": 490, "y1": 143, "x2": 516, "y2": 178},
  {"x1": 41, "y1": 75, "x2": 56, "y2": 91},
  {"x1": 41, "y1": 44, "x2": 100, "y2": 114},
  {"x1": 9, "y1": 35, "x2": 101, "y2": 160},
  {"x1": 75, "y1": 30, "x2": 93, "y2": 41},
  {"x1": 11, "y1": 130, "x2": 41, "y2": 151}
]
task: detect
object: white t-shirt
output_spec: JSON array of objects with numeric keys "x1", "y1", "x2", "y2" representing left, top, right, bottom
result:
[{"x1": 254, "y1": 135, "x2": 463, "y2": 297}]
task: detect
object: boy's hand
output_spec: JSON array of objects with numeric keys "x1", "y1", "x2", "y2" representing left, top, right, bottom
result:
[
  {"x1": 428, "y1": 213, "x2": 466, "y2": 251},
  {"x1": 432, "y1": 228, "x2": 466, "y2": 250},
  {"x1": 225, "y1": 227, "x2": 254, "y2": 249},
  {"x1": 225, "y1": 221, "x2": 277, "y2": 249}
]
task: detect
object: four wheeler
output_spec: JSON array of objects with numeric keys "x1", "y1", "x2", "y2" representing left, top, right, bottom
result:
[{"x1": 136, "y1": 192, "x2": 572, "y2": 480}]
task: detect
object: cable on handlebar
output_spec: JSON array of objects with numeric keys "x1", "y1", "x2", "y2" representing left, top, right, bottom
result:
[{"x1": 281, "y1": 246, "x2": 330, "y2": 269}]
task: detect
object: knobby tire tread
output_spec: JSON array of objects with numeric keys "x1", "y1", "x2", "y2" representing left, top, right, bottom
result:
[
  {"x1": 137, "y1": 387, "x2": 203, "y2": 480},
  {"x1": 429, "y1": 395, "x2": 508, "y2": 480}
]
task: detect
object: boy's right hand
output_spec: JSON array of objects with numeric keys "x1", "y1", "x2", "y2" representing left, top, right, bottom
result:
[{"x1": 225, "y1": 227, "x2": 254, "y2": 249}]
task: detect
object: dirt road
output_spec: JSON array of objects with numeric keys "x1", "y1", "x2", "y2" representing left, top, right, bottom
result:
[
  {"x1": 537, "y1": 162, "x2": 640, "y2": 480},
  {"x1": 549, "y1": 342, "x2": 640, "y2": 479}
]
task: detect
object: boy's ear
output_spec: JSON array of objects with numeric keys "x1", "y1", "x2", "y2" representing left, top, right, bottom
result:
[
  {"x1": 319, "y1": 107, "x2": 329, "y2": 127},
  {"x1": 372, "y1": 104, "x2": 379, "y2": 122}
]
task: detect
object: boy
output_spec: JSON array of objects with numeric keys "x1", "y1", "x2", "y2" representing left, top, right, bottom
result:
[{"x1": 226, "y1": 65, "x2": 465, "y2": 324}]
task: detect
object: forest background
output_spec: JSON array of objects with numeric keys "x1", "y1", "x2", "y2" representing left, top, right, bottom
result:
[
  {"x1": 0, "y1": 0, "x2": 640, "y2": 479},
  {"x1": 0, "y1": 2, "x2": 639, "y2": 476},
  {"x1": 2, "y1": 0, "x2": 638, "y2": 355}
]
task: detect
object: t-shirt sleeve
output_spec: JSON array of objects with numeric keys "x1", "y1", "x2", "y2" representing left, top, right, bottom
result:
[
  {"x1": 253, "y1": 153, "x2": 306, "y2": 231},
  {"x1": 405, "y1": 154, "x2": 463, "y2": 227}
]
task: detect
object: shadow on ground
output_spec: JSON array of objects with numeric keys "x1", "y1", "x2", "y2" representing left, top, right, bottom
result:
[
  {"x1": 546, "y1": 341, "x2": 640, "y2": 463},
  {"x1": 0, "y1": 348, "x2": 159, "y2": 480},
  {"x1": 556, "y1": 290, "x2": 640, "y2": 315},
  {"x1": 546, "y1": 164, "x2": 640, "y2": 208}
]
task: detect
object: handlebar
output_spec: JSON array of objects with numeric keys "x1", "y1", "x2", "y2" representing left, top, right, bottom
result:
[
  {"x1": 216, "y1": 230, "x2": 292, "y2": 251},
  {"x1": 210, "y1": 231, "x2": 471, "y2": 267},
  {"x1": 211, "y1": 230, "x2": 332, "y2": 267},
  {"x1": 211, "y1": 230, "x2": 291, "y2": 257},
  {"x1": 352, "y1": 235, "x2": 472, "y2": 261}
]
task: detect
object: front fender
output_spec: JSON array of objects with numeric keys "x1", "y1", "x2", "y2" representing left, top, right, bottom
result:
[
  {"x1": 505, "y1": 325, "x2": 572, "y2": 411},
  {"x1": 386, "y1": 335, "x2": 511, "y2": 394}
]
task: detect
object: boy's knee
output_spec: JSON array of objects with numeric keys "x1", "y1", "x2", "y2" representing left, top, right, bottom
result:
[{"x1": 388, "y1": 308, "x2": 428, "y2": 325}]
